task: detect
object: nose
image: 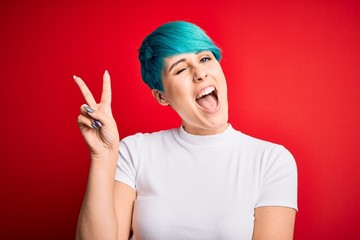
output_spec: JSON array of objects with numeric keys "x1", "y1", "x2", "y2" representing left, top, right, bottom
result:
[{"x1": 192, "y1": 66, "x2": 208, "y2": 82}]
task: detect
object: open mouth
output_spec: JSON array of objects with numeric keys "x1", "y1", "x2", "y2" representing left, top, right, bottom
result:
[{"x1": 195, "y1": 86, "x2": 219, "y2": 111}]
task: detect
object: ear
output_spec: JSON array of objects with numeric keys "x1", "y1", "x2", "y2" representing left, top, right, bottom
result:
[{"x1": 152, "y1": 89, "x2": 170, "y2": 106}]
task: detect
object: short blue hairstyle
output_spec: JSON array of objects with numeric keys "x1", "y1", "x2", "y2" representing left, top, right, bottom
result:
[{"x1": 138, "y1": 21, "x2": 222, "y2": 91}]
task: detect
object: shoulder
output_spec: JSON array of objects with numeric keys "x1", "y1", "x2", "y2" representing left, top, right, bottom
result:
[
  {"x1": 120, "y1": 128, "x2": 178, "y2": 147},
  {"x1": 117, "y1": 128, "x2": 178, "y2": 169},
  {"x1": 231, "y1": 127, "x2": 296, "y2": 167},
  {"x1": 232, "y1": 129, "x2": 285, "y2": 152}
]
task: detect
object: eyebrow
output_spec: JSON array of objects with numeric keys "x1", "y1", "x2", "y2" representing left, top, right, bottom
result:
[
  {"x1": 167, "y1": 51, "x2": 205, "y2": 73},
  {"x1": 168, "y1": 59, "x2": 186, "y2": 73}
]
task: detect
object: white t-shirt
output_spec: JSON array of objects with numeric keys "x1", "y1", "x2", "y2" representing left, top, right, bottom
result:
[{"x1": 115, "y1": 124, "x2": 297, "y2": 239}]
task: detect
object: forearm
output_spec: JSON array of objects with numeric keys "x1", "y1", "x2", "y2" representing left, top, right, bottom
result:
[{"x1": 76, "y1": 152, "x2": 118, "y2": 240}]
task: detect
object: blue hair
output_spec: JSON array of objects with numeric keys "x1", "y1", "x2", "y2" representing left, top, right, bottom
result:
[{"x1": 138, "y1": 21, "x2": 222, "y2": 91}]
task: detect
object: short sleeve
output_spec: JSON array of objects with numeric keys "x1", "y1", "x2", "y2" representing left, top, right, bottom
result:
[
  {"x1": 115, "y1": 137, "x2": 137, "y2": 190},
  {"x1": 256, "y1": 145, "x2": 298, "y2": 210}
]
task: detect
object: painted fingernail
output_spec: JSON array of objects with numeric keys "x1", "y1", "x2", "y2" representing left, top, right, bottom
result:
[
  {"x1": 73, "y1": 75, "x2": 77, "y2": 80},
  {"x1": 91, "y1": 122, "x2": 99, "y2": 130},
  {"x1": 94, "y1": 120, "x2": 102, "y2": 127},
  {"x1": 84, "y1": 105, "x2": 94, "y2": 113}
]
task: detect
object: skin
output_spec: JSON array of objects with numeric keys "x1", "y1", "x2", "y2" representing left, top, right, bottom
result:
[
  {"x1": 75, "y1": 52, "x2": 296, "y2": 240},
  {"x1": 253, "y1": 206, "x2": 296, "y2": 240},
  {"x1": 152, "y1": 51, "x2": 228, "y2": 135},
  {"x1": 74, "y1": 72, "x2": 135, "y2": 240}
]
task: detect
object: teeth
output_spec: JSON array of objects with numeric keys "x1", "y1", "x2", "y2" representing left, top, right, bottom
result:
[{"x1": 196, "y1": 86, "x2": 215, "y2": 99}]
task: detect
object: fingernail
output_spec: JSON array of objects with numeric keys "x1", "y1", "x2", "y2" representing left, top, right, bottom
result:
[
  {"x1": 91, "y1": 122, "x2": 99, "y2": 130},
  {"x1": 104, "y1": 69, "x2": 109, "y2": 75},
  {"x1": 84, "y1": 105, "x2": 94, "y2": 113},
  {"x1": 73, "y1": 75, "x2": 77, "y2": 80},
  {"x1": 94, "y1": 120, "x2": 102, "y2": 127}
]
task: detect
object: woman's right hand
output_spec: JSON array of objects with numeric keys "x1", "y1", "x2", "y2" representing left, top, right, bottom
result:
[{"x1": 74, "y1": 70, "x2": 120, "y2": 159}]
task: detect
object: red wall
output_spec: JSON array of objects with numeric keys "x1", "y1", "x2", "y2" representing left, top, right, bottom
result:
[{"x1": 1, "y1": 0, "x2": 359, "y2": 239}]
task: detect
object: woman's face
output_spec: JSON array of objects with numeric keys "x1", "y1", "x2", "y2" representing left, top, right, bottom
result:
[{"x1": 154, "y1": 50, "x2": 228, "y2": 135}]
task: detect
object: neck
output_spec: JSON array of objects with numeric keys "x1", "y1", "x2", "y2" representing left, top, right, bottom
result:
[{"x1": 182, "y1": 123, "x2": 229, "y2": 136}]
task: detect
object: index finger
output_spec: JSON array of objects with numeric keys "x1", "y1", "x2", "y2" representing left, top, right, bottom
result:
[
  {"x1": 73, "y1": 75, "x2": 97, "y2": 107},
  {"x1": 100, "y1": 70, "x2": 112, "y2": 105}
]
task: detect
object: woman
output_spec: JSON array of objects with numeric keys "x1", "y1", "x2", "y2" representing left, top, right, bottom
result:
[{"x1": 74, "y1": 21, "x2": 297, "y2": 240}]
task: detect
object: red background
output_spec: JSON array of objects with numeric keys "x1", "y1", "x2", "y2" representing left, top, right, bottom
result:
[{"x1": 1, "y1": 0, "x2": 359, "y2": 239}]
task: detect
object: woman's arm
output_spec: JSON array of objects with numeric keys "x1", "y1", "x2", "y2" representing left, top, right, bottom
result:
[
  {"x1": 76, "y1": 152, "x2": 119, "y2": 240},
  {"x1": 74, "y1": 71, "x2": 134, "y2": 239},
  {"x1": 114, "y1": 182, "x2": 136, "y2": 240},
  {"x1": 253, "y1": 206, "x2": 296, "y2": 240}
]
